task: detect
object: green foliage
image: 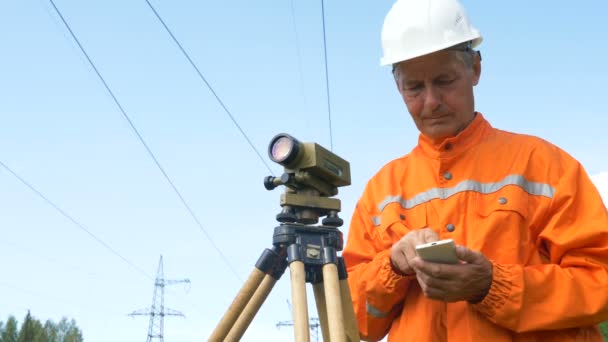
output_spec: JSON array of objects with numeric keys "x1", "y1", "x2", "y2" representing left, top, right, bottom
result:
[
  {"x1": 599, "y1": 320, "x2": 608, "y2": 341},
  {"x1": 18, "y1": 311, "x2": 44, "y2": 342},
  {"x1": 0, "y1": 313, "x2": 82, "y2": 342},
  {"x1": 2, "y1": 316, "x2": 19, "y2": 342},
  {"x1": 56, "y1": 318, "x2": 83, "y2": 342},
  {"x1": 42, "y1": 320, "x2": 59, "y2": 342}
]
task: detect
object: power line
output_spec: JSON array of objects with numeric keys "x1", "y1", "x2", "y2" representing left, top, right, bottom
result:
[
  {"x1": 0, "y1": 160, "x2": 152, "y2": 281},
  {"x1": 143, "y1": 0, "x2": 274, "y2": 176},
  {"x1": 0, "y1": 238, "x2": 105, "y2": 279},
  {"x1": 320, "y1": 0, "x2": 333, "y2": 151},
  {"x1": 0, "y1": 164, "x2": 206, "y2": 317},
  {"x1": 0, "y1": 281, "x2": 127, "y2": 317},
  {"x1": 288, "y1": 0, "x2": 310, "y2": 121},
  {"x1": 48, "y1": 0, "x2": 241, "y2": 281}
]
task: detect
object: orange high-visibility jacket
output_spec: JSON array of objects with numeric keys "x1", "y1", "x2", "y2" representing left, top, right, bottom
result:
[{"x1": 343, "y1": 114, "x2": 608, "y2": 341}]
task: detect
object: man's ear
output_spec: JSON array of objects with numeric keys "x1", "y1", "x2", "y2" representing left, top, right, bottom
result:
[{"x1": 472, "y1": 52, "x2": 482, "y2": 86}]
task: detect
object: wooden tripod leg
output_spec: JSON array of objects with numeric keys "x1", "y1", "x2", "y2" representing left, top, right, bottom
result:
[
  {"x1": 340, "y1": 278, "x2": 360, "y2": 342},
  {"x1": 312, "y1": 282, "x2": 330, "y2": 342},
  {"x1": 290, "y1": 261, "x2": 310, "y2": 342},
  {"x1": 224, "y1": 273, "x2": 278, "y2": 342},
  {"x1": 323, "y1": 263, "x2": 346, "y2": 342},
  {"x1": 336, "y1": 257, "x2": 360, "y2": 342},
  {"x1": 208, "y1": 268, "x2": 265, "y2": 341}
]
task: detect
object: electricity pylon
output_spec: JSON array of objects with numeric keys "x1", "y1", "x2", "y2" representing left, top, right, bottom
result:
[
  {"x1": 277, "y1": 318, "x2": 320, "y2": 342},
  {"x1": 276, "y1": 300, "x2": 321, "y2": 342},
  {"x1": 129, "y1": 255, "x2": 190, "y2": 342}
]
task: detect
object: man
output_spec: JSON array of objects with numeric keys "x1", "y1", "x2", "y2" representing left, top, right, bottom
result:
[{"x1": 342, "y1": 0, "x2": 608, "y2": 341}]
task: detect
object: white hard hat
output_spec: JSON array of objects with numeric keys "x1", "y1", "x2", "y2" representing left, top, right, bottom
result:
[{"x1": 380, "y1": 0, "x2": 482, "y2": 66}]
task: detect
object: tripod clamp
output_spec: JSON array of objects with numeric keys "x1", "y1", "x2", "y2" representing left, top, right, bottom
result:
[{"x1": 273, "y1": 224, "x2": 344, "y2": 284}]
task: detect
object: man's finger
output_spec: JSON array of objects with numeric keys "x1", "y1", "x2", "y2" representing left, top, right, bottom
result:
[
  {"x1": 404, "y1": 243, "x2": 418, "y2": 264},
  {"x1": 422, "y1": 228, "x2": 440, "y2": 243},
  {"x1": 455, "y1": 245, "x2": 481, "y2": 264}
]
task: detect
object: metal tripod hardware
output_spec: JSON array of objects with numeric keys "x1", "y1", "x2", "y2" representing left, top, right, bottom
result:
[{"x1": 208, "y1": 223, "x2": 359, "y2": 342}]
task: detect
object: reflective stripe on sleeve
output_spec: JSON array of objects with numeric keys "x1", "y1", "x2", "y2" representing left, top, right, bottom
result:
[
  {"x1": 366, "y1": 302, "x2": 391, "y2": 318},
  {"x1": 372, "y1": 216, "x2": 382, "y2": 226}
]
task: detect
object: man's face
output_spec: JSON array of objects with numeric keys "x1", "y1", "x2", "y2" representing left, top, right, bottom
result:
[{"x1": 394, "y1": 50, "x2": 481, "y2": 142}]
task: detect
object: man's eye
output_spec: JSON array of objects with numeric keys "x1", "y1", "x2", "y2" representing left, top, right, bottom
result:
[
  {"x1": 437, "y1": 79, "x2": 455, "y2": 86},
  {"x1": 406, "y1": 84, "x2": 423, "y2": 92}
]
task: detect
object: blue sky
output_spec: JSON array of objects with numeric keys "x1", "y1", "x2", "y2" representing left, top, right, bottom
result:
[{"x1": 1, "y1": 1, "x2": 607, "y2": 341}]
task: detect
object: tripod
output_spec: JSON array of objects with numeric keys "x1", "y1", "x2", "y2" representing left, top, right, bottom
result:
[
  {"x1": 208, "y1": 222, "x2": 360, "y2": 342},
  {"x1": 210, "y1": 133, "x2": 360, "y2": 341}
]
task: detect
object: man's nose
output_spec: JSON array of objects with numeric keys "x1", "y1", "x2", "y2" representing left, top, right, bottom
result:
[{"x1": 423, "y1": 86, "x2": 442, "y2": 112}]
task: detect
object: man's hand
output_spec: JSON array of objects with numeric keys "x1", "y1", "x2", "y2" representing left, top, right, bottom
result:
[
  {"x1": 390, "y1": 228, "x2": 439, "y2": 276},
  {"x1": 410, "y1": 245, "x2": 493, "y2": 303}
]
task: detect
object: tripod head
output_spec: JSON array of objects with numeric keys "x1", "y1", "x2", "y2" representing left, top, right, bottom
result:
[{"x1": 263, "y1": 133, "x2": 351, "y2": 227}]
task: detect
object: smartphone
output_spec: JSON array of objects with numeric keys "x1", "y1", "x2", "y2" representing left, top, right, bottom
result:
[{"x1": 415, "y1": 239, "x2": 459, "y2": 264}]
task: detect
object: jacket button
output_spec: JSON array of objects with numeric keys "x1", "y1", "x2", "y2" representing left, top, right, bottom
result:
[
  {"x1": 443, "y1": 172, "x2": 453, "y2": 180},
  {"x1": 446, "y1": 224, "x2": 455, "y2": 232},
  {"x1": 499, "y1": 197, "x2": 508, "y2": 205}
]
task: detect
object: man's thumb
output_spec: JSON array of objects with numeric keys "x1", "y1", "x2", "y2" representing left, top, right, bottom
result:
[{"x1": 455, "y1": 245, "x2": 480, "y2": 263}]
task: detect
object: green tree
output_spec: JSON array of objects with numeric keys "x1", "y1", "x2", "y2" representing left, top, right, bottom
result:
[
  {"x1": 1, "y1": 316, "x2": 18, "y2": 342},
  {"x1": 18, "y1": 311, "x2": 44, "y2": 342},
  {"x1": 57, "y1": 318, "x2": 82, "y2": 342},
  {"x1": 42, "y1": 320, "x2": 59, "y2": 342},
  {"x1": 18, "y1": 311, "x2": 34, "y2": 342}
]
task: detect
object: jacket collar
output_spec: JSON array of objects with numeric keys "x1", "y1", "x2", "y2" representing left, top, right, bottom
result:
[{"x1": 416, "y1": 112, "x2": 492, "y2": 159}]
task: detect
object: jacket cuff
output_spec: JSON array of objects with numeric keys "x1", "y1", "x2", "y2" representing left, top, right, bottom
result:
[
  {"x1": 365, "y1": 249, "x2": 413, "y2": 317},
  {"x1": 472, "y1": 262, "x2": 512, "y2": 318},
  {"x1": 379, "y1": 249, "x2": 414, "y2": 292}
]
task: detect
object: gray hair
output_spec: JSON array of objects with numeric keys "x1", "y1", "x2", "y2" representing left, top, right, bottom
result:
[
  {"x1": 451, "y1": 41, "x2": 478, "y2": 68},
  {"x1": 391, "y1": 41, "x2": 480, "y2": 75}
]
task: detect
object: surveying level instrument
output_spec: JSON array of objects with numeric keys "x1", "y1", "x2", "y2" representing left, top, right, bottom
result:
[{"x1": 209, "y1": 133, "x2": 360, "y2": 342}]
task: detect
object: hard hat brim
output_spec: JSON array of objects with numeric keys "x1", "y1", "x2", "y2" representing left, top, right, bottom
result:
[{"x1": 380, "y1": 36, "x2": 482, "y2": 66}]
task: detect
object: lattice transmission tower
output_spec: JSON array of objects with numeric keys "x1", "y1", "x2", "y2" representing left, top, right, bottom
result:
[
  {"x1": 276, "y1": 300, "x2": 321, "y2": 342},
  {"x1": 129, "y1": 255, "x2": 190, "y2": 341},
  {"x1": 277, "y1": 317, "x2": 320, "y2": 342}
]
